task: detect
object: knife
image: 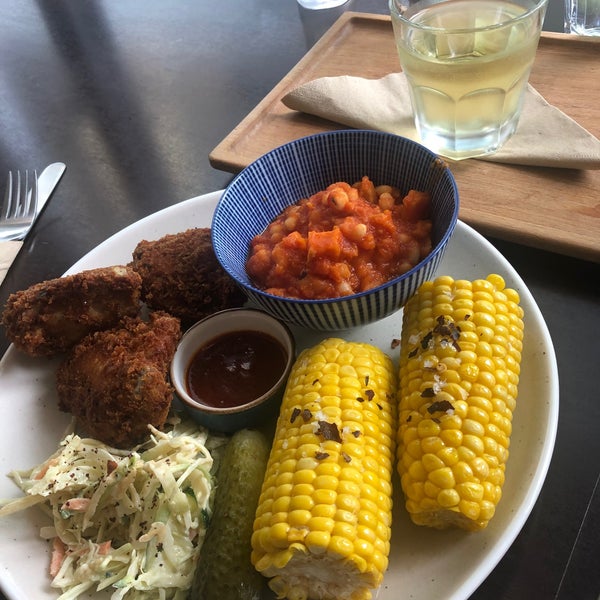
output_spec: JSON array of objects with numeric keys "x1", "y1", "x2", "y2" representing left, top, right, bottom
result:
[{"x1": 36, "y1": 162, "x2": 66, "y2": 217}]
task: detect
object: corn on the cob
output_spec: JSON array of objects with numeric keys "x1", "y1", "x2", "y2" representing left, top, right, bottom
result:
[
  {"x1": 396, "y1": 274, "x2": 525, "y2": 531},
  {"x1": 251, "y1": 338, "x2": 397, "y2": 600}
]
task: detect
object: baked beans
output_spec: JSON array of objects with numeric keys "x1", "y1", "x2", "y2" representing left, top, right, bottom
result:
[{"x1": 246, "y1": 176, "x2": 432, "y2": 300}]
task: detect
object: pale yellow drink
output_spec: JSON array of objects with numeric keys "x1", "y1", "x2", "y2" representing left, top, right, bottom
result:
[{"x1": 390, "y1": 0, "x2": 548, "y2": 160}]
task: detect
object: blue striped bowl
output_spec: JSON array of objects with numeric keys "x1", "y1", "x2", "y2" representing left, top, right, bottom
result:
[{"x1": 212, "y1": 130, "x2": 459, "y2": 331}]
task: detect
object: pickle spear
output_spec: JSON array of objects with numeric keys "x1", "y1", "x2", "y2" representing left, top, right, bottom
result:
[{"x1": 190, "y1": 428, "x2": 270, "y2": 600}]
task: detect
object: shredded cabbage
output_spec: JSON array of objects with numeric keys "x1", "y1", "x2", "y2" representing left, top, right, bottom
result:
[{"x1": 0, "y1": 417, "x2": 225, "y2": 600}]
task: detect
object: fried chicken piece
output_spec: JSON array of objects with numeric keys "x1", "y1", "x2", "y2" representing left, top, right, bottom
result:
[
  {"x1": 130, "y1": 228, "x2": 246, "y2": 328},
  {"x1": 1, "y1": 265, "x2": 142, "y2": 356},
  {"x1": 56, "y1": 311, "x2": 181, "y2": 448}
]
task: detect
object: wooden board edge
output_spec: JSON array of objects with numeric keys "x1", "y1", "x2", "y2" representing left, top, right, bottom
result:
[{"x1": 540, "y1": 30, "x2": 600, "y2": 43}]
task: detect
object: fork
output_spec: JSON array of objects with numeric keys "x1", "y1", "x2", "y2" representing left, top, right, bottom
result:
[{"x1": 0, "y1": 170, "x2": 38, "y2": 241}]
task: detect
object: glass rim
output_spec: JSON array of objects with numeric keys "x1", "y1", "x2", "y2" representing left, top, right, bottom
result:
[{"x1": 389, "y1": 0, "x2": 549, "y2": 33}]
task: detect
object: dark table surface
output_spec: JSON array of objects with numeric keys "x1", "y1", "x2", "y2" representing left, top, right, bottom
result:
[{"x1": 0, "y1": 1, "x2": 598, "y2": 599}]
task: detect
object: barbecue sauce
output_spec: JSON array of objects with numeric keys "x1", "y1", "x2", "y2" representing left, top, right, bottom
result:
[{"x1": 185, "y1": 330, "x2": 287, "y2": 408}]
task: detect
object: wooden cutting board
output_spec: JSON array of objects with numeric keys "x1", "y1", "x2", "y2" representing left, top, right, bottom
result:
[{"x1": 209, "y1": 13, "x2": 600, "y2": 263}]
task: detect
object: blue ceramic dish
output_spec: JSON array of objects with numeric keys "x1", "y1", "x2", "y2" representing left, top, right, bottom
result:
[{"x1": 212, "y1": 130, "x2": 459, "y2": 330}]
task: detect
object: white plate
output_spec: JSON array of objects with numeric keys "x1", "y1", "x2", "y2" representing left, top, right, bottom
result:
[{"x1": 0, "y1": 191, "x2": 559, "y2": 600}]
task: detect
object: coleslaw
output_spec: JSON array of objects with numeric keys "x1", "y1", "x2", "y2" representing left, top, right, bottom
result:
[{"x1": 0, "y1": 417, "x2": 225, "y2": 600}]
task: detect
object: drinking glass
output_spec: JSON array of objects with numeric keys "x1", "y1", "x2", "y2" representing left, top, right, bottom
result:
[
  {"x1": 297, "y1": 0, "x2": 349, "y2": 9},
  {"x1": 390, "y1": 0, "x2": 548, "y2": 160},
  {"x1": 565, "y1": 0, "x2": 600, "y2": 35}
]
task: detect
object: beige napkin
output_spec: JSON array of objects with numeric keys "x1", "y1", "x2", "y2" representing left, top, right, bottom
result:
[
  {"x1": 0, "y1": 241, "x2": 23, "y2": 286},
  {"x1": 282, "y1": 73, "x2": 600, "y2": 169}
]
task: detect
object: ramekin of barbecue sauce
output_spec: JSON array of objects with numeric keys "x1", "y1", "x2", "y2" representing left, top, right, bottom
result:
[
  {"x1": 170, "y1": 308, "x2": 295, "y2": 432},
  {"x1": 186, "y1": 330, "x2": 287, "y2": 409}
]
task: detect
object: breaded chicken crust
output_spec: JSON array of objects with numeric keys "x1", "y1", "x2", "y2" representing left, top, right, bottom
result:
[
  {"x1": 1, "y1": 265, "x2": 142, "y2": 356},
  {"x1": 56, "y1": 311, "x2": 181, "y2": 448},
  {"x1": 130, "y1": 228, "x2": 246, "y2": 327}
]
